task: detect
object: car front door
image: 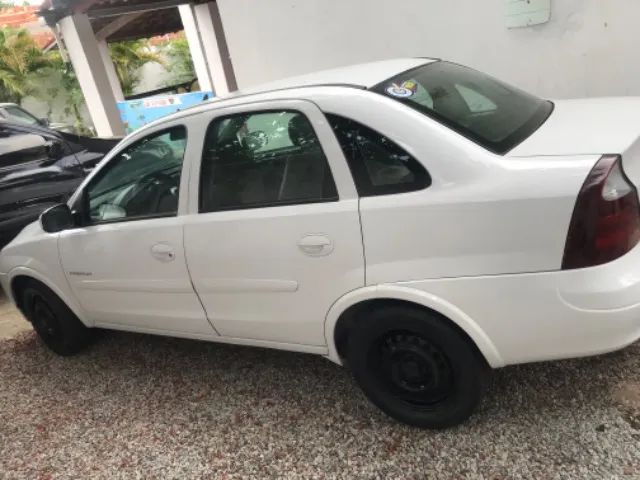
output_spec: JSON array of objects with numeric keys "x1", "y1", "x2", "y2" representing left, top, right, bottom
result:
[
  {"x1": 183, "y1": 100, "x2": 364, "y2": 347},
  {"x1": 58, "y1": 123, "x2": 213, "y2": 336}
]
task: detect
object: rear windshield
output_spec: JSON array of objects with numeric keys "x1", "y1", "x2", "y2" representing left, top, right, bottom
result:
[{"x1": 372, "y1": 61, "x2": 553, "y2": 154}]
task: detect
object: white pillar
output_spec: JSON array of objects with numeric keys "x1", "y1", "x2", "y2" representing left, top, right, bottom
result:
[
  {"x1": 59, "y1": 13, "x2": 125, "y2": 137},
  {"x1": 178, "y1": 4, "x2": 214, "y2": 93},
  {"x1": 193, "y1": 1, "x2": 237, "y2": 95},
  {"x1": 97, "y1": 40, "x2": 124, "y2": 102}
]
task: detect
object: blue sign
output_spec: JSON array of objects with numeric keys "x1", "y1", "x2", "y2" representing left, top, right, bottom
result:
[{"x1": 117, "y1": 91, "x2": 214, "y2": 133}]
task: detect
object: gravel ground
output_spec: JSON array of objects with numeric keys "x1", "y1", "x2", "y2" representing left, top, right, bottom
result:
[
  {"x1": 0, "y1": 295, "x2": 30, "y2": 339},
  {"x1": 1, "y1": 316, "x2": 640, "y2": 479}
]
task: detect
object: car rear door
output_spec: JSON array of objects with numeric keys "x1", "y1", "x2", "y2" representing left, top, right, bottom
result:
[
  {"x1": 0, "y1": 124, "x2": 84, "y2": 247},
  {"x1": 183, "y1": 99, "x2": 364, "y2": 346}
]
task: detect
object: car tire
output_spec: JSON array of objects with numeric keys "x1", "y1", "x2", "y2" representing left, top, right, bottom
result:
[
  {"x1": 347, "y1": 304, "x2": 488, "y2": 429},
  {"x1": 21, "y1": 281, "x2": 92, "y2": 356}
]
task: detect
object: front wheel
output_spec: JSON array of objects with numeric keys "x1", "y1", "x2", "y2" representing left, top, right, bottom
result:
[
  {"x1": 22, "y1": 282, "x2": 92, "y2": 356},
  {"x1": 347, "y1": 305, "x2": 488, "y2": 429}
]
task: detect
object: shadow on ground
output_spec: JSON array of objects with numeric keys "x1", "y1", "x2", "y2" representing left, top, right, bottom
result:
[{"x1": 1, "y1": 327, "x2": 639, "y2": 478}]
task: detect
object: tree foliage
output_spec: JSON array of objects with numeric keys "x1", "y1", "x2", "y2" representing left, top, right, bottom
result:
[
  {"x1": 109, "y1": 40, "x2": 164, "y2": 95},
  {"x1": 162, "y1": 37, "x2": 195, "y2": 86},
  {"x1": 47, "y1": 49, "x2": 92, "y2": 135},
  {"x1": 0, "y1": 28, "x2": 53, "y2": 102},
  {"x1": 0, "y1": 27, "x2": 189, "y2": 133}
]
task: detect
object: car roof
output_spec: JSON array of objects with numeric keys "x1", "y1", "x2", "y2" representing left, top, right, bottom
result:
[
  {"x1": 233, "y1": 58, "x2": 437, "y2": 94},
  {"x1": 0, "y1": 103, "x2": 18, "y2": 107},
  {"x1": 135, "y1": 58, "x2": 437, "y2": 134}
]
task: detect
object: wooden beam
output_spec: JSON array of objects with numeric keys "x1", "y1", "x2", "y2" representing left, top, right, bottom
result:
[{"x1": 95, "y1": 12, "x2": 144, "y2": 41}]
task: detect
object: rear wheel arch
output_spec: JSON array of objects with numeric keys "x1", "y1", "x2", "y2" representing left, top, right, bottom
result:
[{"x1": 326, "y1": 286, "x2": 504, "y2": 368}]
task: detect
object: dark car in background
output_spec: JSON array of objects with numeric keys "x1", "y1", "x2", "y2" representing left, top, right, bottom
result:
[
  {"x1": 0, "y1": 121, "x2": 119, "y2": 248},
  {"x1": 0, "y1": 103, "x2": 75, "y2": 133}
]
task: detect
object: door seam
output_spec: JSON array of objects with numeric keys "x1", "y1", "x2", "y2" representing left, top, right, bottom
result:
[
  {"x1": 182, "y1": 223, "x2": 221, "y2": 336},
  {"x1": 357, "y1": 197, "x2": 367, "y2": 286}
]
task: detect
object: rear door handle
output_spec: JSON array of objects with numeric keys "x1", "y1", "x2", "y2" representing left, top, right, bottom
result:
[
  {"x1": 297, "y1": 234, "x2": 333, "y2": 256},
  {"x1": 151, "y1": 243, "x2": 175, "y2": 262}
]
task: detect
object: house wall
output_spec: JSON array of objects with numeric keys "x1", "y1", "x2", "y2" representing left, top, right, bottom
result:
[
  {"x1": 21, "y1": 71, "x2": 92, "y2": 130},
  {"x1": 133, "y1": 60, "x2": 173, "y2": 94},
  {"x1": 218, "y1": 0, "x2": 640, "y2": 99}
]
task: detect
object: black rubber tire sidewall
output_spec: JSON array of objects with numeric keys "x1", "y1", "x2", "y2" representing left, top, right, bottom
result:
[
  {"x1": 347, "y1": 305, "x2": 487, "y2": 429},
  {"x1": 22, "y1": 283, "x2": 91, "y2": 356}
]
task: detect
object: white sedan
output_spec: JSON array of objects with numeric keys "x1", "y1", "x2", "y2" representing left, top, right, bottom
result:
[{"x1": 2, "y1": 58, "x2": 640, "y2": 428}]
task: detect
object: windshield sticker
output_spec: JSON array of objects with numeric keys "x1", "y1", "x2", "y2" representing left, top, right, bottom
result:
[
  {"x1": 386, "y1": 81, "x2": 417, "y2": 98},
  {"x1": 402, "y1": 80, "x2": 418, "y2": 93}
]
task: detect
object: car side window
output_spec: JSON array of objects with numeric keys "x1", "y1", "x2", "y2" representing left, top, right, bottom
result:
[
  {"x1": 3, "y1": 106, "x2": 40, "y2": 126},
  {"x1": 326, "y1": 114, "x2": 430, "y2": 196},
  {"x1": 199, "y1": 110, "x2": 338, "y2": 213},
  {"x1": 84, "y1": 126, "x2": 187, "y2": 224}
]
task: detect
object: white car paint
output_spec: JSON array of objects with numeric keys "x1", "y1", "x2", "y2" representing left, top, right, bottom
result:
[
  {"x1": 1, "y1": 58, "x2": 640, "y2": 370},
  {"x1": 182, "y1": 101, "x2": 364, "y2": 346},
  {"x1": 233, "y1": 58, "x2": 435, "y2": 94},
  {"x1": 59, "y1": 216, "x2": 213, "y2": 335},
  {"x1": 509, "y1": 97, "x2": 640, "y2": 157}
]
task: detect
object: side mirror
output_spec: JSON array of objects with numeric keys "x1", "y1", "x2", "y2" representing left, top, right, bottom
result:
[
  {"x1": 40, "y1": 204, "x2": 74, "y2": 233},
  {"x1": 39, "y1": 117, "x2": 50, "y2": 127}
]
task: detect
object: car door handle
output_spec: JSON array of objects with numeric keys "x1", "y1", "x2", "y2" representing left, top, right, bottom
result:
[
  {"x1": 150, "y1": 243, "x2": 175, "y2": 262},
  {"x1": 297, "y1": 234, "x2": 333, "y2": 256}
]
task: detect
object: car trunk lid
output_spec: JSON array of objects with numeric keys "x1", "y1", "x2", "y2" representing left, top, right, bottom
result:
[{"x1": 508, "y1": 97, "x2": 640, "y2": 186}]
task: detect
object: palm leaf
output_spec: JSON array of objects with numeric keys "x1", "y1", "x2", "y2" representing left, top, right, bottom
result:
[{"x1": 0, "y1": 28, "x2": 54, "y2": 101}]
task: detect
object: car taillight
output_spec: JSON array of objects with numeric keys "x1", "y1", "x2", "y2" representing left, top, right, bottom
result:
[{"x1": 562, "y1": 154, "x2": 640, "y2": 270}]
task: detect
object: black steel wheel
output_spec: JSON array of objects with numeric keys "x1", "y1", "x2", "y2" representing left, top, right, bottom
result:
[
  {"x1": 347, "y1": 304, "x2": 488, "y2": 429},
  {"x1": 373, "y1": 332, "x2": 454, "y2": 407},
  {"x1": 21, "y1": 280, "x2": 92, "y2": 356},
  {"x1": 30, "y1": 293, "x2": 62, "y2": 342}
]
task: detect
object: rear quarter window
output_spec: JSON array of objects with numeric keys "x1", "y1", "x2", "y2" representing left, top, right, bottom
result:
[{"x1": 327, "y1": 114, "x2": 430, "y2": 196}]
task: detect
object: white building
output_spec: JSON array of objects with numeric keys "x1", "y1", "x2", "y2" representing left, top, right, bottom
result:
[{"x1": 40, "y1": 0, "x2": 640, "y2": 136}]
